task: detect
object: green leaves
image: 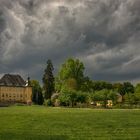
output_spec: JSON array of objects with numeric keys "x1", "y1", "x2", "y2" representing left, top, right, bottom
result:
[
  {"x1": 90, "y1": 90, "x2": 117, "y2": 102},
  {"x1": 57, "y1": 58, "x2": 85, "y2": 91},
  {"x1": 59, "y1": 58, "x2": 84, "y2": 80},
  {"x1": 31, "y1": 80, "x2": 44, "y2": 105}
]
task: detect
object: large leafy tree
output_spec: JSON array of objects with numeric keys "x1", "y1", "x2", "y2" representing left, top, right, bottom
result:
[
  {"x1": 31, "y1": 80, "x2": 44, "y2": 105},
  {"x1": 42, "y1": 59, "x2": 55, "y2": 99},
  {"x1": 113, "y1": 82, "x2": 134, "y2": 97},
  {"x1": 123, "y1": 82, "x2": 134, "y2": 94},
  {"x1": 92, "y1": 81, "x2": 113, "y2": 91},
  {"x1": 113, "y1": 83, "x2": 124, "y2": 94},
  {"x1": 80, "y1": 76, "x2": 93, "y2": 92},
  {"x1": 57, "y1": 58, "x2": 85, "y2": 90}
]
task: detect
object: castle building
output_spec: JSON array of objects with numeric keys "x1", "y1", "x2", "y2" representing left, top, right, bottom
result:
[{"x1": 0, "y1": 74, "x2": 32, "y2": 104}]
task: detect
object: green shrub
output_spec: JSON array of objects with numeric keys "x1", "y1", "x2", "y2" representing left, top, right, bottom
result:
[
  {"x1": 58, "y1": 89, "x2": 77, "y2": 107},
  {"x1": 44, "y1": 99, "x2": 52, "y2": 106},
  {"x1": 76, "y1": 91, "x2": 89, "y2": 104}
]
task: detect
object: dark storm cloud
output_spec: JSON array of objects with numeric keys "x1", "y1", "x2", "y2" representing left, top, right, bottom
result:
[{"x1": 0, "y1": 0, "x2": 140, "y2": 83}]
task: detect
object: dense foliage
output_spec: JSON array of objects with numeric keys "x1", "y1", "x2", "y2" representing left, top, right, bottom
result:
[
  {"x1": 42, "y1": 59, "x2": 55, "y2": 99},
  {"x1": 30, "y1": 58, "x2": 140, "y2": 108},
  {"x1": 31, "y1": 80, "x2": 44, "y2": 105},
  {"x1": 56, "y1": 58, "x2": 85, "y2": 91}
]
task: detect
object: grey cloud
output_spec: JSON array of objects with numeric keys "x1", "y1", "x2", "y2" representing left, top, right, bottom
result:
[{"x1": 0, "y1": 0, "x2": 140, "y2": 83}]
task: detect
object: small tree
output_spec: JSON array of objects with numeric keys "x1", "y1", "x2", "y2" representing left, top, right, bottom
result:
[
  {"x1": 42, "y1": 60, "x2": 55, "y2": 99},
  {"x1": 107, "y1": 90, "x2": 117, "y2": 104},
  {"x1": 113, "y1": 82, "x2": 134, "y2": 102},
  {"x1": 58, "y1": 91, "x2": 71, "y2": 106},
  {"x1": 91, "y1": 90, "x2": 114, "y2": 107},
  {"x1": 59, "y1": 89, "x2": 77, "y2": 107}
]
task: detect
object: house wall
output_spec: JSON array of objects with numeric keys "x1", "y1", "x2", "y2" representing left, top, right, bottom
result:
[
  {"x1": 0, "y1": 86, "x2": 32, "y2": 103},
  {"x1": 117, "y1": 95, "x2": 123, "y2": 103}
]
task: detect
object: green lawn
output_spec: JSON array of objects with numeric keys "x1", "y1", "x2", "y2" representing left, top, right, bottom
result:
[{"x1": 0, "y1": 106, "x2": 140, "y2": 140}]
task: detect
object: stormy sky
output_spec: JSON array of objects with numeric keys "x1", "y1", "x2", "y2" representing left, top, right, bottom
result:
[{"x1": 0, "y1": 0, "x2": 140, "y2": 83}]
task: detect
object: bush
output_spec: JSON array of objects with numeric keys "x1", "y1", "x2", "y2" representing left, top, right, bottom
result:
[
  {"x1": 90, "y1": 90, "x2": 108, "y2": 102},
  {"x1": 58, "y1": 89, "x2": 77, "y2": 107},
  {"x1": 76, "y1": 91, "x2": 89, "y2": 104},
  {"x1": 58, "y1": 89, "x2": 91, "y2": 107},
  {"x1": 90, "y1": 90, "x2": 118, "y2": 107},
  {"x1": 107, "y1": 90, "x2": 118, "y2": 104},
  {"x1": 44, "y1": 99, "x2": 52, "y2": 106}
]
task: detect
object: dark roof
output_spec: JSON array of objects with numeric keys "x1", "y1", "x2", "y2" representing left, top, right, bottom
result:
[{"x1": 0, "y1": 74, "x2": 26, "y2": 87}]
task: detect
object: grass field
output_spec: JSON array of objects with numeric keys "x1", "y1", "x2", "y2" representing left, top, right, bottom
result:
[{"x1": 0, "y1": 106, "x2": 140, "y2": 140}]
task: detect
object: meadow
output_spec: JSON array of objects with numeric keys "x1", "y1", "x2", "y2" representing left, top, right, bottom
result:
[{"x1": 0, "y1": 106, "x2": 140, "y2": 140}]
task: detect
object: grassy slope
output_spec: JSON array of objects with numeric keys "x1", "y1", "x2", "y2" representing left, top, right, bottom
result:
[{"x1": 0, "y1": 106, "x2": 140, "y2": 140}]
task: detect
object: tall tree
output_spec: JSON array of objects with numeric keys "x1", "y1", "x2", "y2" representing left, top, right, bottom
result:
[
  {"x1": 113, "y1": 83, "x2": 124, "y2": 94},
  {"x1": 57, "y1": 58, "x2": 85, "y2": 90},
  {"x1": 43, "y1": 59, "x2": 55, "y2": 99},
  {"x1": 92, "y1": 81, "x2": 113, "y2": 91},
  {"x1": 113, "y1": 82, "x2": 134, "y2": 99},
  {"x1": 80, "y1": 76, "x2": 93, "y2": 92},
  {"x1": 123, "y1": 82, "x2": 134, "y2": 94}
]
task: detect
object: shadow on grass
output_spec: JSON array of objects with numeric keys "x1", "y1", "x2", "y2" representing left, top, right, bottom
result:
[{"x1": 0, "y1": 132, "x2": 69, "y2": 140}]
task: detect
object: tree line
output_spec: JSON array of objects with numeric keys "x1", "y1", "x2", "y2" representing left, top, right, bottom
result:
[{"x1": 31, "y1": 58, "x2": 140, "y2": 108}]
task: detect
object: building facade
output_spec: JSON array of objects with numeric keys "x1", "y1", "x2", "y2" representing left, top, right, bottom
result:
[{"x1": 0, "y1": 74, "x2": 32, "y2": 104}]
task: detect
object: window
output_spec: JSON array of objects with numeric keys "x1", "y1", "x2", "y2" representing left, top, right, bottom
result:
[{"x1": 13, "y1": 93, "x2": 15, "y2": 98}]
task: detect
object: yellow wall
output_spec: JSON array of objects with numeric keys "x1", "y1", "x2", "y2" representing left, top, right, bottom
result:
[{"x1": 0, "y1": 86, "x2": 32, "y2": 103}]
